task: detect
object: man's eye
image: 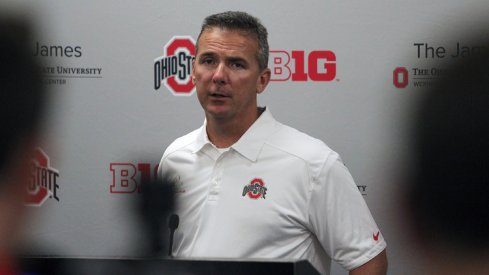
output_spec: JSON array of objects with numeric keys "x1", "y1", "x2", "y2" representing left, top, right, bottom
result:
[
  {"x1": 231, "y1": 62, "x2": 245, "y2": 69},
  {"x1": 200, "y1": 58, "x2": 214, "y2": 65}
]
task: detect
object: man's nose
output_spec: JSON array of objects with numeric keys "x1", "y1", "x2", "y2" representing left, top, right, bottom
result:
[{"x1": 212, "y1": 63, "x2": 227, "y2": 85}]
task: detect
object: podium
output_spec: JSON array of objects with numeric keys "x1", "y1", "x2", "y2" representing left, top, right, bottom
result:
[{"x1": 21, "y1": 257, "x2": 321, "y2": 275}]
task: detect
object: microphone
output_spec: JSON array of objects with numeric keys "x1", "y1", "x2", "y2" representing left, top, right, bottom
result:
[{"x1": 168, "y1": 214, "x2": 179, "y2": 257}]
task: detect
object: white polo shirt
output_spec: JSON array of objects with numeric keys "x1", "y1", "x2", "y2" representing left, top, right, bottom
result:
[{"x1": 158, "y1": 107, "x2": 386, "y2": 275}]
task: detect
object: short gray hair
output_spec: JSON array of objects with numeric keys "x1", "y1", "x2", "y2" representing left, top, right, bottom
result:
[{"x1": 196, "y1": 11, "x2": 269, "y2": 71}]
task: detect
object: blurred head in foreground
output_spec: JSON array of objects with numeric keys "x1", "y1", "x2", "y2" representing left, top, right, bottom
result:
[
  {"x1": 407, "y1": 38, "x2": 489, "y2": 273},
  {"x1": 0, "y1": 16, "x2": 45, "y2": 260}
]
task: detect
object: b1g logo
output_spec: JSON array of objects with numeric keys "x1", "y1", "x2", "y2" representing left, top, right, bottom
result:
[
  {"x1": 25, "y1": 148, "x2": 60, "y2": 207},
  {"x1": 154, "y1": 36, "x2": 195, "y2": 96},
  {"x1": 242, "y1": 178, "x2": 267, "y2": 199},
  {"x1": 393, "y1": 67, "x2": 409, "y2": 88},
  {"x1": 110, "y1": 163, "x2": 159, "y2": 193},
  {"x1": 270, "y1": 50, "x2": 337, "y2": 81}
]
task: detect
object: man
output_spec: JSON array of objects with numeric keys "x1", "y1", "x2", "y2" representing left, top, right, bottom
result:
[
  {"x1": 406, "y1": 38, "x2": 489, "y2": 274},
  {"x1": 0, "y1": 16, "x2": 46, "y2": 273},
  {"x1": 158, "y1": 11, "x2": 387, "y2": 275}
]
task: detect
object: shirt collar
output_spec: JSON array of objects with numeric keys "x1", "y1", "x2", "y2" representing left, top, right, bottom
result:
[
  {"x1": 191, "y1": 121, "x2": 211, "y2": 154},
  {"x1": 192, "y1": 107, "x2": 279, "y2": 162}
]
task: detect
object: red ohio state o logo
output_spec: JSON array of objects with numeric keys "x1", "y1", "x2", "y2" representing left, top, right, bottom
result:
[
  {"x1": 154, "y1": 36, "x2": 196, "y2": 96},
  {"x1": 393, "y1": 67, "x2": 409, "y2": 88},
  {"x1": 25, "y1": 148, "x2": 60, "y2": 207},
  {"x1": 248, "y1": 178, "x2": 264, "y2": 199},
  {"x1": 241, "y1": 178, "x2": 268, "y2": 200}
]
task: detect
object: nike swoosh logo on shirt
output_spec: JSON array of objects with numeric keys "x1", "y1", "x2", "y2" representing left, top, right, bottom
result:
[{"x1": 373, "y1": 231, "x2": 380, "y2": 241}]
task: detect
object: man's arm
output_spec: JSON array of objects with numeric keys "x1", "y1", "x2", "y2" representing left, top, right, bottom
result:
[{"x1": 349, "y1": 249, "x2": 387, "y2": 275}]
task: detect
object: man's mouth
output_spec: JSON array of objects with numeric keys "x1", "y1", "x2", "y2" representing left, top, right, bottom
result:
[{"x1": 210, "y1": 92, "x2": 229, "y2": 98}]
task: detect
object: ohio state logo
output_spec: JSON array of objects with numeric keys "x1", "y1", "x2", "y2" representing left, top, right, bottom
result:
[
  {"x1": 242, "y1": 178, "x2": 267, "y2": 199},
  {"x1": 393, "y1": 67, "x2": 409, "y2": 88},
  {"x1": 154, "y1": 36, "x2": 196, "y2": 96},
  {"x1": 25, "y1": 148, "x2": 60, "y2": 207}
]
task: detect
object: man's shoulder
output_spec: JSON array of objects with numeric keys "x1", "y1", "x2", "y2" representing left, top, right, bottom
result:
[
  {"x1": 266, "y1": 122, "x2": 340, "y2": 165},
  {"x1": 162, "y1": 127, "x2": 202, "y2": 159}
]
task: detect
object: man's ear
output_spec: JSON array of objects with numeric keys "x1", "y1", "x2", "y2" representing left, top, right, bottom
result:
[{"x1": 256, "y1": 68, "x2": 271, "y2": 94}]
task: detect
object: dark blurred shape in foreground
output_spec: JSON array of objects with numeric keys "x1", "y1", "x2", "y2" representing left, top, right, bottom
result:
[
  {"x1": 0, "y1": 13, "x2": 46, "y2": 273},
  {"x1": 0, "y1": 16, "x2": 45, "y2": 171},
  {"x1": 407, "y1": 36, "x2": 489, "y2": 273},
  {"x1": 137, "y1": 174, "x2": 176, "y2": 257}
]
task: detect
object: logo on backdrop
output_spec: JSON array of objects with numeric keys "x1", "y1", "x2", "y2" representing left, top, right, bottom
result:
[
  {"x1": 393, "y1": 67, "x2": 409, "y2": 88},
  {"x1": 35, "y1": 41, "x2": 103, "y2": 85},
  {"x1": 269, "y1": 50, "x2": 337, "y2": 82},
  {"x1": 242, "y1": 178, "x2": 267, "y2": 199},
  {"x1": 109, "y1": 162, "x2": 159, "y2": 193},
  {"x1": 154, "y1": 36, "x2": 196, "y2": 96},
  {"x1": 25, "y1": 148, "x2": 60, "y2": 207},
  {"x1": 357, "y1": 185, "x2": 367, "y2": 196},
  {"x1": 153, "y1": 36, "x2": 338, "y2": 96},
  {"x1": 393, "y1": 42, "x2": 489, "y2": 89}
]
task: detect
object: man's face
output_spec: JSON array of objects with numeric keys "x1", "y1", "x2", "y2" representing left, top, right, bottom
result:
[{"x1": 193, "y1": 28, "x2": 270, "y2": 123}]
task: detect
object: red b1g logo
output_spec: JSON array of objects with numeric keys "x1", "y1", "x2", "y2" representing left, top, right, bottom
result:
[
  {"x1": 110, "y1": 163, "x2": 159, "y2": 193},
  {"x1": 270, "y1": 50, "x2": 336, "y2": 81},
  {"x1": 25, "y1": 148, "x2": 60, "y2": 207},
  {"x1": 154, "y1": 36, "x2": 196, "y2": 96}
]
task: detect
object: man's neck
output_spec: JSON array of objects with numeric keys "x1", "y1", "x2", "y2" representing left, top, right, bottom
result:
[{"x1": 206, "y1": 107, "x2": 264, "y2": 148}]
